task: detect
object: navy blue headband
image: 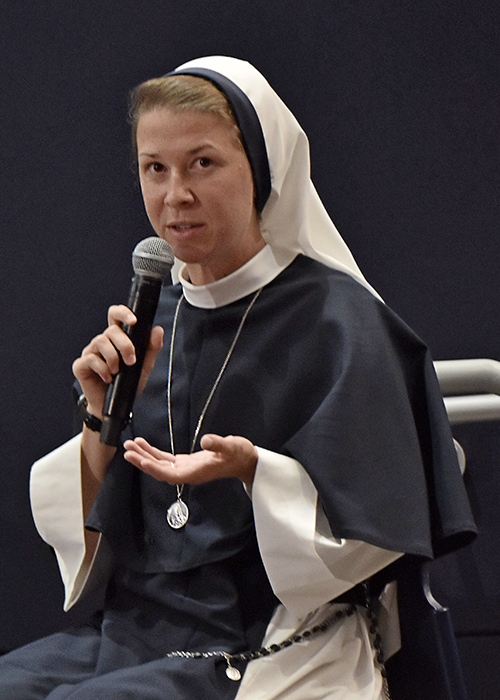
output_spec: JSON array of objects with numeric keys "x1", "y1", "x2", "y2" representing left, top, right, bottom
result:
[{"x1": 167, "y1": 67, "x2": 272, "y2": 214}]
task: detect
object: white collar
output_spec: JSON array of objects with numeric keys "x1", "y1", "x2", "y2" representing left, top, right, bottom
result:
[{"x1": 179, "y1": 244, "x2": 296, "y2": 309}]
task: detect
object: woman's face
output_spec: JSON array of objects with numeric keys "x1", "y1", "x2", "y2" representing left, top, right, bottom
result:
[{"x1": 137, "y1": 108, "x2": 265, "y2": 285}]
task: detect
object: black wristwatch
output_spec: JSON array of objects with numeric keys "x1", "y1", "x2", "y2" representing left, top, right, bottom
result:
[{"x1": 77, "y1": 394, "x2": 103, "y2": 432}]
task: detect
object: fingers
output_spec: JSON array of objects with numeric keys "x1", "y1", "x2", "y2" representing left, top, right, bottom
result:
[
  {"x1": 101, "y1": 305, "x2": 138, "y2": 368},
  {"x1": 200, "y1": 434, "x2": 258, "y2": 487},
  {"x1": 107, "y1": 304, "x2": 136, "y2": 328},
  {"x1": 75, "y1": 307, "x2": 134, "y2": 374},
  {"x1": 73, "y1": 300, "x2": 165, "y2": 423},
  {"x1": 199, "y1": 433, "x2": 225, "y2": 453},
  {"x1": 138, "y1": 326, "x2": 164, "y2": 395},
  {"x1": 123, "y1": 437, "x2": 179, "y2": 482},
  {"x1": 80, "y1": 307, "x2": 136, "y2": 372},
  {"x1": 124, "y1": 437, "x2": 174, "y2": 462},
  {"x1": 123, "y1": 434, "x2": 258, "y2": 488},
  {"x1": 149, "y1": 325, "x2": 164, "y2": 353},
  {"x1": 200, "y1": 434, "x2": 256, "y2": 461},
  {"x1": 73, "y1": 305, "x2": 139, "y2": 415}
]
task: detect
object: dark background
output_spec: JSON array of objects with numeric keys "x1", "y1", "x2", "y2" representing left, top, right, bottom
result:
[{"x1": 0, "y1": 1, "x2": 498, "y2": 697}]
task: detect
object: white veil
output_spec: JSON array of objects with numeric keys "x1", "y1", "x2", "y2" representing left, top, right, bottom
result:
[{"x1": 173, "y1": 56, "x2": 379, "y2": 298}]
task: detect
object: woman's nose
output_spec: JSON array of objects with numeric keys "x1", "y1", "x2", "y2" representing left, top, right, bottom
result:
[{"x1": 164, "y1": 173, "x2": 195, "y2": 207}]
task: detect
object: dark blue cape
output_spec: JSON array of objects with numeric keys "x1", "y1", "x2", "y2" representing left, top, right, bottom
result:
[
  {"x1": 89, "y1": 255, "x2": 475, "y2": 571},
  {"x1": 83, "y1": 255, "x2": 476, "y2": 677}
]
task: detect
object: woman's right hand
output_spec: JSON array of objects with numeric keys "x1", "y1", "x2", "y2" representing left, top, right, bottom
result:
[{"x1": 72, "y1": 304, "x2": 164, "y2": 419}]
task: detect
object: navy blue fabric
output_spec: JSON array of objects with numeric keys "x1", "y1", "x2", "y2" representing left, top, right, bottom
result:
[
  {"x1": 0, "y1": 541, "x2": 271, "y2": 697},
  {"x1": 1, "y1": 255, "x2": 475, "y2": 696},
  {"x1": 168, "y1": 67, "x2": 272, "y2": 213},
  {"x1": 92, "y1": 256, "x2": 475, "y2": 572},
  {"x1": 0, "y1": 626, "x2": 240, "y2": 699},
  {"x1": 0, "y1": 627, "x2": 102, "y2": 700}
]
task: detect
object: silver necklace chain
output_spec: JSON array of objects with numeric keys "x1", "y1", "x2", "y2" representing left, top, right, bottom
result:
[
  {"x1": 165, "y1": 287, "x2": 263, "y2": 528},
  {"x1": 163, "y1": 295, "x2": 391, "y2": 695}
]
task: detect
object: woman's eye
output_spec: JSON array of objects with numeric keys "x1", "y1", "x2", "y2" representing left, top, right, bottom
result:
[
  {"x1": 198, "y1": 157, "x2": 212, "y2": 168},
  {"x1": 143, "y1": 161, "x2": 164, "y2": 174}
]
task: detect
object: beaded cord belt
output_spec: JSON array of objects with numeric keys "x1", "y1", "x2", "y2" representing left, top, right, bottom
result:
[
  {"x1": 166, "y1": 602, "x2": 357, "y2": 681},
  {"x1": 165, "y1": 590, "x2": 391, "y2": 699}
]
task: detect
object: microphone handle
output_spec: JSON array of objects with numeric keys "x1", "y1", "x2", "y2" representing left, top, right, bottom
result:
[{"x1": 100, "y1": 275, "x2": 162, "y2": 446}]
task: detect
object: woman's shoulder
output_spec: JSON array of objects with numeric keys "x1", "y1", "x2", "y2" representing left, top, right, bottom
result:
[
  {"x1": 273, "y1": 254, "x2": 383, "y2": 316},
  {"x1": 279, "y1": 254, "x2": 376, "y2": 295},
  {"x1": 275, "y1": 254, "x2": 427, "y2": 350}
]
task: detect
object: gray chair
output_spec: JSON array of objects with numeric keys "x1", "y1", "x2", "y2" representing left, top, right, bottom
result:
[{"x1": 386, "y1": 359, "x2": 500, "y2": 700}]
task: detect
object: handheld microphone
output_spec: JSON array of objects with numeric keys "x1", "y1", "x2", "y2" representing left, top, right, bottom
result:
[{"x1": 100, "y1": 237, "x2": 174, "y2": 446}]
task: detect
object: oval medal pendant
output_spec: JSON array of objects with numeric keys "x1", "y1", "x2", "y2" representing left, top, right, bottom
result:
[
  {"x1": 166, "y1": 499, "x2": 189, "y2": 529},
  {"x1": 226, "y1": 666, "x2": 241, "y2": 681}
]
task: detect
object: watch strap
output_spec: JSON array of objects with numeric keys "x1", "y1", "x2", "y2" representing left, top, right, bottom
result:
[{"x1": 77, "y1": 394, "x2": 103, "y2": 432}]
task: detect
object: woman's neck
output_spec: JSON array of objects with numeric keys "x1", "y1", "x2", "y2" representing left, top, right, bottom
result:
[{"x1": 179, "y1": 244, "x2": 297, "y2": 309}]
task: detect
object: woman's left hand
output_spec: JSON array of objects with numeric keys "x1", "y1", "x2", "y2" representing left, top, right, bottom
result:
[{"x1": 123, "y1": 434, "x2": 258, "y2": 490}]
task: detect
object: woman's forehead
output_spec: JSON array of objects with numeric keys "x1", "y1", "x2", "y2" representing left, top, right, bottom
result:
[{"x1": 136, "y1": 108, "x2": 243, "y2": 154}]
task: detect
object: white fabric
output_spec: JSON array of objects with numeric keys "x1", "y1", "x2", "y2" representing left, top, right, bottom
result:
[
  {"x1": 29, "y1": 437, "x2": 398, "y2": 698},
  {"x1": 235, "y1": 604, "x2": 385, "y2": 700},
  {"x1": 29, "y1": 438, "x2": 400, "y2": 699},
  {"x1": 172, "y1": 55, "x2": 381, "y2": 300},
  {"x1": 30, "y1": 435, "x2": 87, "y2": 609},
  {"x1": 180, "y1": 243, "x2": 296, "y2": 308},
  {"x1": 29, "y1": 437, "x2": 401, "y2": 614},
  {"x1": 234, "y1": 449, "x2": 402, "y2": 700},
  {"x1": 30, "y1": 434, "x2": 113, "y2": 611},
  {"x1": 252, "y1": 448, "x2": 402, "y2": 619}
]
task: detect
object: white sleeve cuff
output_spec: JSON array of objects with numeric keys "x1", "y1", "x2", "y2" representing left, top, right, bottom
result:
[
  {"x1": 252, "y1": 447, "x2": 403, "y2": 619},
  {"x1": 29, "y1": 434, "x2": 113, "y2": 610}
]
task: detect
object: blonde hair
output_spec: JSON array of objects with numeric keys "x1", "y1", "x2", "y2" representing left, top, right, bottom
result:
[{"x1": 129, "y1": 74, "x2": 243, "y2": 155}]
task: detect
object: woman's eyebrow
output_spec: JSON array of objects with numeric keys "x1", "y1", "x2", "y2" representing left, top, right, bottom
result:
[{"x1": 138, "y1": 143, "x2": 219, "y2": 157}]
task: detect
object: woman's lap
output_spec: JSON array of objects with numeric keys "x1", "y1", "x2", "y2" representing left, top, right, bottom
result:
[
  {"x1": 44, "y1": 655, "x2": 240, "y2": 700},
  {"x1": 0, "y1": 627, "x2": 101, "y2": 700},
  {"x1": 0, "y1": 627, "x2": 240, "y2": 700}
]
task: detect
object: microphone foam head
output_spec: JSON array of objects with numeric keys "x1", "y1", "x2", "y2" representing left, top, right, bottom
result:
[{"x1": 132, "y1": 237, "x2": 175, "y2": 279}]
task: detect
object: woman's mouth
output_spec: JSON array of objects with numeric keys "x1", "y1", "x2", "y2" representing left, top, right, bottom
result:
[{"x1": 166, "y1": 223, "x2": 204, "y2": 238}]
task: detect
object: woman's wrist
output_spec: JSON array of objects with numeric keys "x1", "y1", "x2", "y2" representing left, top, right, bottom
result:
[{"x1": 77, "y1": 395, "x2": 104, "y2": 430}]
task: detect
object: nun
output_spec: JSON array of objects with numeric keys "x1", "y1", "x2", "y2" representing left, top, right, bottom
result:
[{"x1": 1, "y1": 56, "x2": 475, "y2": 699}]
